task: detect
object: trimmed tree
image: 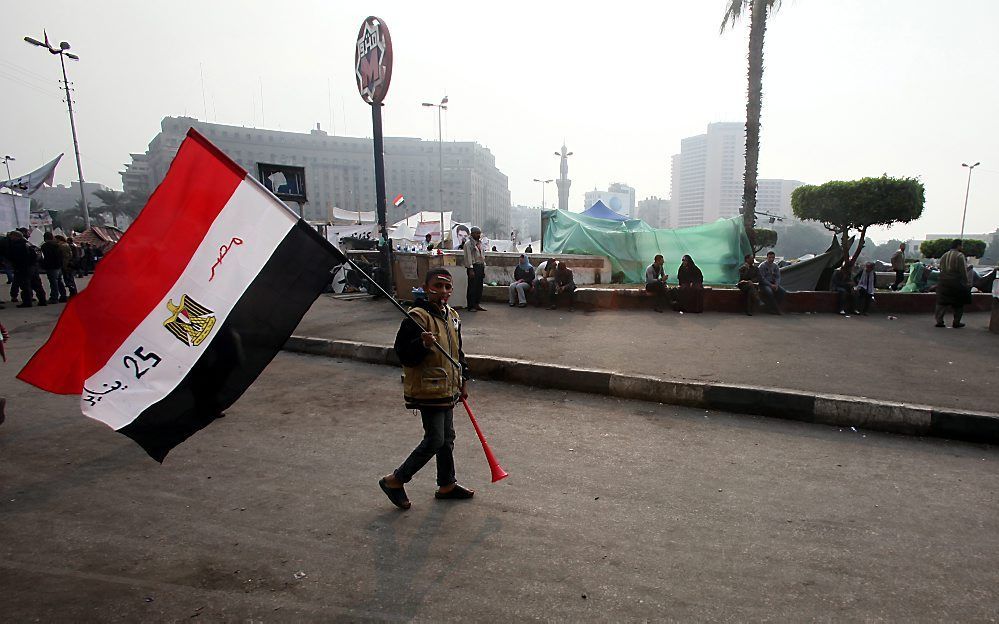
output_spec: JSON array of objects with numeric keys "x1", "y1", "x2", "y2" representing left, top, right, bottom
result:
[
  {"x1": 920, "y1": 238, "x2": 986, "y2": 259},
  {"x1": 791, "y1": 176, "x2": 924, "y2": 267},
  {"x1": 751, "y1": 228, "x2": 778, "y2": 254}
]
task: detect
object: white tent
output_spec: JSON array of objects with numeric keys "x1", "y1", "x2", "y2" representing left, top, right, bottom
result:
[{"x1": 331, "y1": 207, "x2": 376, "y2": 223}]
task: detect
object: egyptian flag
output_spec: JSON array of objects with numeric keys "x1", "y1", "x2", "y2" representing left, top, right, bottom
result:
[
  {"x1": 392, "y1": 194, "x2": 405, "y2": 207},
  {"x1": 18, "y1": 129, "x2": 346, "y2": 462}
]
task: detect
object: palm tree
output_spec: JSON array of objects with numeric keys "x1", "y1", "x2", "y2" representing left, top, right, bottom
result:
[
  {"x1": 57, "y1": 199, "x2": 105, "y2": 232},
  {"x1": 721, "y1": 0, "x2": 782, "y2": 241},
  {"x1": 92, "y1": 189, "x2": 134, "y2": 229}
]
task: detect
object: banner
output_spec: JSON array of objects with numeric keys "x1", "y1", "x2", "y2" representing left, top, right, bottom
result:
[
  {"x1": 0, "y1": 194, "x2": 31, "y2": 232},
  {"x1": 0, "y1": 154, "x2": 62, "y2": 195}
]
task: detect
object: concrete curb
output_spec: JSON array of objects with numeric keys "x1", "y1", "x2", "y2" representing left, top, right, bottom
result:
[{"x1": 283, "y1": 335, "x2": 999, "y2": 445}]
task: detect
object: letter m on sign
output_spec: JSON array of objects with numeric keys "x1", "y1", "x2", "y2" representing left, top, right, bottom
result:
[{"x1": 359, "y1": 51, "x2": 382, "y2": 93}]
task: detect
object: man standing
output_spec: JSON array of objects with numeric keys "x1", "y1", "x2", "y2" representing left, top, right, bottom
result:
[
  {"x1": 757, "y1": 251, "x2": 786, "y2": 314},
  {"x1": 40, "y1": 232, "x2": 66, "y2": 303},
  {"x1": 8, "y1": 231, "x2": 46, "y2": 308},
  {"x1": 890, "y1": 243, "x2": 906, "y2": 290},
  {"x1": 462, "y1": 226, "x2": 486, "y2": 311},
  {"x1": 644, "y1": 254, "x2": 669, "y2": 313},
  {"x1": 737, "y1": 254, "x2": 763, "y2": 316},
  {"x1": 379, "y1": 268, "x2": 473, "y2": 509},
  {"x1": 935, "y1": 239, "x2": 971, "y2": 328},
  {"x1": 56, "y1": 235, "x2": 78, "y2": 299},
  {"x1": 424, "y1": 232, "x2": 434, "y2": 251}
]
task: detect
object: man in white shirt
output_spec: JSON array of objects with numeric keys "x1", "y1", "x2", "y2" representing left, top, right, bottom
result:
[{"x1": 462, "y1": 226, "x2": 487, "y2": 312}]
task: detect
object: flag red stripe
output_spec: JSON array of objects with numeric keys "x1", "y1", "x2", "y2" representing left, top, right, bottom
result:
[{"x1": 18, "y1": 129, "x2": 246, "y2": 394}]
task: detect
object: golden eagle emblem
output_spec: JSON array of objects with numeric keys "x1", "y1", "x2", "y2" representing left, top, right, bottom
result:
[{"x1": 163, "y1": 295, "x2": 216, "y2": 347}]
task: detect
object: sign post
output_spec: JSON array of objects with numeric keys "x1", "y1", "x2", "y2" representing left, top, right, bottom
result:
[{"x1": 355, "y1": 16, "x2": 394, "y2": 295}]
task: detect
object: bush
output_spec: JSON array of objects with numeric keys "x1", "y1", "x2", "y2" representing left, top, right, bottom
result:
[{"x1": 920, "y1": 238, "x2": 986, "y2": 259}]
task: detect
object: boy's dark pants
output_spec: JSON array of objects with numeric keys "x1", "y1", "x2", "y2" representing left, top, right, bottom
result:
[{"x1": 394, "y1": 407, "x2": 456, "y2": 487}]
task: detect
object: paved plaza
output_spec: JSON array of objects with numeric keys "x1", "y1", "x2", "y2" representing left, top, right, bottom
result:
[{"x1": 2, "y1": 310, "x2": 998, "y2": 621}]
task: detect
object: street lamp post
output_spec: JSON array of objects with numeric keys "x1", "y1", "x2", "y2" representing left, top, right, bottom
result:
[
  {"x1": 422, "y1": 96, "x2": 448, "y2": 243},
  {"x1": 24, "y1": 31, "x2": 90, "y2": 229},
  {"x1": 960, "y1": 161, "x2": 980, "y2": 240},
  {"x1": 2, "y1": 155, "x2": 20, "y2": 227},
  {"x1": 532, "y1": 178, "x2": 553, "y2": 209}
]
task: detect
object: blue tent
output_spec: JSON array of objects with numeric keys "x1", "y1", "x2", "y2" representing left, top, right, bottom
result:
[{"x1": 581, "y1": 200, "x2": 629, "y2": 222}]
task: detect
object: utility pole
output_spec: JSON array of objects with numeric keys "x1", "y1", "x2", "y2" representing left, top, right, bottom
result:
[{"x1": 24, "y1": 32, "x2": 91, "y2": 228}]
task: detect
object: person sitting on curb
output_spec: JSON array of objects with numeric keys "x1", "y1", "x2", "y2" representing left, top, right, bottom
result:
[
  {"x1": 532, "y1": 259, "x2": 555, "y2": 307},
  {"x1": 757, "y1": 251, "x2": 785, "y2": 315},
  {"x1": 855, "y1": 261, "x2": 877, "y2": 315},
  {"x1": 901, "y1": 259, "x2": 930, "y2": 293},
  {"x1": 736, "y1": 254, "x2": 764, "y2": 316},
  {"x1": 831, "y1": 263, "x2": 857, "y2": 315},
  {"x1": 889, "y1": 243, "x2": 907, "y2": 290},
  {"x1": 676, "y1": 254, "x2": 704, "y2": 313},
  {"x1": 508, "y1": 254, "x2": 535, "y2": 308},
  {"x1": 548, "y1": 261, "x2": 577, "y2": 312},
  {"x1": 644, "y1": 254, "x2": 669, "y2": 313}
]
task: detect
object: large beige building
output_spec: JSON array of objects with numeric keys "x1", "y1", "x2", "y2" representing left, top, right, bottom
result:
[{"x1": 121, "y1": 117, "x2": 511, "y2": 229}]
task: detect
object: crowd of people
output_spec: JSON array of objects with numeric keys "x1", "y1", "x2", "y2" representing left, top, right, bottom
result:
[
  {"x1": 446, "y1": 227, "x2": 990, "y2": 328},
  {"x1": 0, "y1": 228, "x2": 101, "y2": 309}
]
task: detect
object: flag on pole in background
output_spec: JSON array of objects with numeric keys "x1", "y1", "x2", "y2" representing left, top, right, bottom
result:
[
  {"x1": 392, "y1": 194, "x2": 405, "y2": 207},
  {"x1": 0, "y1": 154, "x2": 62, "y2": 195},
  {"x1": 18, "y1": 129, "x2": 346, "y2": 461}
]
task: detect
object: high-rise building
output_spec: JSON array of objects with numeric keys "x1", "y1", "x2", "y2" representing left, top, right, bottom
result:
[
  {"x1": 637, "y1": 196, "x2": 671, "y2": 228},
  {"x1": 121, "y1": 117, "x2": 511, "y2": 230},
  {"x1": 669, "y1": 122, "x2": 744, "y2": 228},
  {"x1": 756, "y1": 179, "x2": 805, "y2": 221}
]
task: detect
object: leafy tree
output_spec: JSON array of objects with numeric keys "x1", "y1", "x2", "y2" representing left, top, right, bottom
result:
[
  {"x1": 93, "y1": 189, "x2": 138, "y2": 229},
  {"x1": 920, "y1": 238, "x2": 986, "y2": 259},
  {"x1": 751, "y1": 228, "x2": 777, "y2": 254},
  {"x1": 791, "y1": 176, "x2": 924, "y2": 266},
  {"x1": 721, "y1": 0, "x2": 782, "y2": 242}
]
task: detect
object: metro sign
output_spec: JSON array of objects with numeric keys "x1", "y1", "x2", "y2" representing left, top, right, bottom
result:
[{"x1": 354, "y1": 16, "x2": 393, "y2": 104}]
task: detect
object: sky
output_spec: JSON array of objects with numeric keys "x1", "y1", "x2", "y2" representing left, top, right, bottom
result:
[{"x1": 2, "y1": 0, "x2": 997, "y2": 242}]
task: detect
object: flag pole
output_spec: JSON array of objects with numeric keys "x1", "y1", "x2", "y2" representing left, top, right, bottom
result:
[{"x1": 344, "y1": 257, "x2": 462, "y2": 371}]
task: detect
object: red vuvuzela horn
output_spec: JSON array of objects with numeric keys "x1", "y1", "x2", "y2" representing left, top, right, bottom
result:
[{"x1": 460, "y1": 398, "x2": 509, "y2": 483}]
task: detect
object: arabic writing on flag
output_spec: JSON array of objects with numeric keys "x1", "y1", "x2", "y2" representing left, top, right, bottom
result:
[{"x1": 18, "y1": 130, "x2": 345, "y2": 461}]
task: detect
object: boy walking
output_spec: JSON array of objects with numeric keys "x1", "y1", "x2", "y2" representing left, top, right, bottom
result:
[{"x1": 379, "y1": 268, "x2": 474, "y2": 509}]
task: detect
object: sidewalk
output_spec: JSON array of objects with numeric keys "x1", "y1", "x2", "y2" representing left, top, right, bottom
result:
[{"x1": 296, "y1": 294, "x2": 999, "y2": 415}]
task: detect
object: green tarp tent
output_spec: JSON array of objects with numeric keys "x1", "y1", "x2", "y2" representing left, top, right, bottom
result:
[{"x1": 542, "y1": 209, "x2": 752, "y2": 284}]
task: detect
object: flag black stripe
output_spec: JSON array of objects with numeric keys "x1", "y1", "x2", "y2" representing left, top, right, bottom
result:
[{"x1": 119, "y1": 220, "x2": 342, "y2": 461}]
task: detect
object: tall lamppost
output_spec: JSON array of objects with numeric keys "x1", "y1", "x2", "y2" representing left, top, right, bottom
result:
[
  {"x1": 422, "y1": 96, "x2": 448, "y2": 241},
  {"x1": 533, "y1": 178, "x2": 553, "y2": 209},
  {"x1": 960, "y1": 161, "x2": 980, "y2": 240},
  {"x1": 2, "y1": 155, "x2": 20, "y2": 227},
  {"x1": 24, "y1": 31, "x2": 91, "y2": 228}
]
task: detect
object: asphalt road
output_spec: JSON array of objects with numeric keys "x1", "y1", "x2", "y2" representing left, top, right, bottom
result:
[
  {"x1": 2, "y1": 318, "x2": 998, "y2": 622},
  {"x1": 298, "y1": 295, "x2": 999, "y2": 414}
]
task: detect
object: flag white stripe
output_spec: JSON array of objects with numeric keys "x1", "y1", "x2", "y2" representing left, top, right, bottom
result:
[{"x1": 81, "y1": 179, "x2": 296, "y2": 429}]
